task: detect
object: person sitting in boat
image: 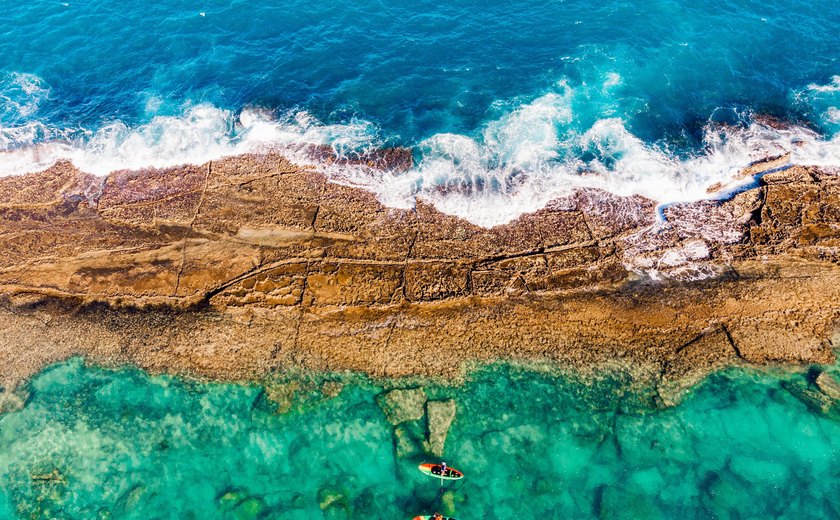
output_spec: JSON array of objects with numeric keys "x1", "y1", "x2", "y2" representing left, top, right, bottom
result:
[
  {"x1": 439, "y1": 461, "x2": 447, "y2": 476},
  {"x1": 433, "y1": 513, "x2": 443, "y2": 520}
]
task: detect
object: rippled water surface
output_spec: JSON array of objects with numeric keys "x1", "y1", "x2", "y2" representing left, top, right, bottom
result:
[
  {"x1": 1, "y1": 360, "x2": 838, "y2": 519},
  {"x1": 3, "y1": 1, "x2": 840, "y2": 223}
]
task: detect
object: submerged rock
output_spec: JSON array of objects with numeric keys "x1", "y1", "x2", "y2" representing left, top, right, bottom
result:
[
  {"x1": 262, "y1": 377, "x2": 346, "y2": 415},
  {"x1": 440, "y1": 490, "x2": 463, "y2": 517},
  {"x1": 781, "y1": 379, "x2": 840, "y2": 420},
  {"x1": 114, "y1": 485, "x2": 145, "y2": 516},
  {"x1": 729, "y1": 455, "x2": 789, "y2": 485},
  {"x1": 815, "y1": 371, "x2": 840, "y2": 400},
  {"x1": 317, "y1": 486, "x2": 350, "y2": 514},
  {"x1": 375, "y1": 387, "x2": 427, "y2": 426},
  {"x1": 596, "y1": 485, "x2": 663, "y2": 520},
  {"x1": 0, "y1": 388, "x2": 25, "y2": 414},
  {"x1": 394, "y1": 420, "x2": 426, "y2": 459},
  {"x1": 700, "y1": 469, "x2": 757, "y2": 519},
  {"x1": 425, "y1": 399, "x2": 457, "y2": 456},
  {"x1": 263, "y1": 380, "x2": 301, "y2": 414}
]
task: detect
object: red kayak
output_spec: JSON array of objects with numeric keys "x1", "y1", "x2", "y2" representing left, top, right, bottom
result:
[
  {"x1": 418, "y1": 463, "x2": 464, "y2": 480},
  {"x1": 413, "y1": 516, "x2": 457, "y2": 520}
]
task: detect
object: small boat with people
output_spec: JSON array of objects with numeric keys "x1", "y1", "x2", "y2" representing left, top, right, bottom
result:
[
  {"x1": 417, "y1": 461, "x2": 463, "y2": 480},
  {"x1": 413, "y1": 462, "x2": 462, "y2": 519}
]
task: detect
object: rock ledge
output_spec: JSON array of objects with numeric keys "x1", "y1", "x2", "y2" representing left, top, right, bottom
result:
[{"x1": 0, "y1": 155, "x2": 838, "y2": 393}]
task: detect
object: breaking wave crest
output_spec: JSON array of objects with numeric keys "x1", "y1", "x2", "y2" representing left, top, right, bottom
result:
[
  {"x1": 330, "y1": 86, "x2": 840, "y2": 226},
  {"x1": 0, "y1": 103, "x2": 381, "y2": 177},
  {"x1": 806, "y1": 75, "x2": 840, "y2": 93},
  {"x1": 2, "y1": 74, "x2": 840, "y2": 227}
]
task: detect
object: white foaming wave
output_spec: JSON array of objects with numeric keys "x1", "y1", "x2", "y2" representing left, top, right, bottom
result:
[
  {"x1": 2, "y1": 81, "x2": 840, "y2": 228},
  {"x1": 795, "y1": 75, "x2": 840, "y2": 129},
  {"x1": 807, "y1": 75, "x2": 840, "y2": 93},
  {"x1": 329, "y1": 91, "x2": 840, "y2": 227},
  {"x1": 0, "y1": 104, "x2": 381, "y2": 177},
  {"x1": 0, "y1": 72, "x2": 51, "y2": 121},
  {"x1": 483, "y1": 90, "x2": 573, "y2": 166},
  {"x1": 601, "y1": 71, "x2": 623, "y2": 93}
]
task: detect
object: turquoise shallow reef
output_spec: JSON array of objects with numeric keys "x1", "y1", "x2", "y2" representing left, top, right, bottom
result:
[{"x1": 1, "y1": 359, "x2": 838, "y2": 519}]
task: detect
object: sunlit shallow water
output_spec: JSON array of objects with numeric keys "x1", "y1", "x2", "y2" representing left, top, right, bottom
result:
[{"x1": 1, "y1": 359, "x2": 838, "y2": 519}]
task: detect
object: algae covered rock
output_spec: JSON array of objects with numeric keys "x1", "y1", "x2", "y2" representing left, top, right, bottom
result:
[
  {"x1": 217, "y1": 488, "x2": 268, "y2": 520},
  {"x1": 394, "y1": 420, "x2": 427, "y2": 459},
  {"x1": 30, "y1": 468, "x2": 65, "y2": 484},
  {"x1": 815, "y1": 371, "x2": 840, "y2": 401},
  {"x1": 375, "y1": 387, "x2": 427, "y2": 425},
  {"x1": 426, "y1": 399, "x2": 457, "y2": 456},
  {"x1": 320, "y1": 380, "x2": 344, "y2": 399},
  {"x1": 263, "y1": 380, "x2": 301, "y2": 414},
  {"x1": 318, "y1": 485, "x2": 350, "y2": 518},
  {"x1": 231, "y1": 497, "x2": 268, "y2": 520}
]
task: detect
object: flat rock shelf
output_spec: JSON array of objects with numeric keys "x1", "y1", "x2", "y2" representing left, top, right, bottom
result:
[{"x1": 0, "y1": 154, "x2": 838, "y2": 398}]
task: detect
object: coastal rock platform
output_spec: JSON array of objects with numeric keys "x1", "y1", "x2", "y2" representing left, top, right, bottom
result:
[{"x1": 0, "y1": 154, "x2": 838, "y2": 395}]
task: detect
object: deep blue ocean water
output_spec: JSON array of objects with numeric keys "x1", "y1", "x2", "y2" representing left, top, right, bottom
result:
[
  {"x1": 3, "y1": 0, "x2": 840, "y2": 138},
  {"x1": 3, "y1": 0, "x2": 840, "y2": 223}
]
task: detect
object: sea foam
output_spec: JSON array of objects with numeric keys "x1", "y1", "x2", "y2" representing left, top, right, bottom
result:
[
  {"x1": 1, "y1": 74, "x2": 840, "y2": 227},
  {"x1": 0, "y1": 103, "x2": 380, "y2": 177},
  {"x1": 0, "y1": 72, "x2": 50, "y2": 122},
  {"x1": 807, "y1": 75, "x2": 840, "y2": 93},
  {"x1": 328, "y1": 88, "x2": 840, "y2": 227}
]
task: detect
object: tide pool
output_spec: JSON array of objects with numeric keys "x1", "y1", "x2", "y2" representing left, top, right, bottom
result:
[{"x1": 1, "y1": 359, "x2": 838, "y2": 519}]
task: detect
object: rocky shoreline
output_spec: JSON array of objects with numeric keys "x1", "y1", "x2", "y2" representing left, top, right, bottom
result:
[{"x1": 0, "y1": 153, "x2": 838, "y2": 398}]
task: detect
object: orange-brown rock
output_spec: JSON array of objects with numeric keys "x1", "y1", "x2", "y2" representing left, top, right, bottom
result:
[{"x1": 0, "y1": 155, "x2": 838, "y2": 398}]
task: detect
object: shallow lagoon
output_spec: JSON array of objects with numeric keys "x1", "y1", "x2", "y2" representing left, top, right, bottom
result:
[{"x1": 1, "y1": 359, "x2": 838, "y2": 519}]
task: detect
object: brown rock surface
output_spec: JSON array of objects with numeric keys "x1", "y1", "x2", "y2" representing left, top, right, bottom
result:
[
  {"x1": 0, "y1": 155, "x2": 838, "y2": 395},
  {"x1": 376, "y1": 388, "x2": 427, "y2": 425},
  {"x1": 426, "y1": 400, "x2": 457, "y2": 457}
]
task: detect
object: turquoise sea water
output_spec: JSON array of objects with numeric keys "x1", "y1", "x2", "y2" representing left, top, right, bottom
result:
[
  {"x1": 3, "y1": 3, "x2": 840, "y2": 518},
  {"x1": 1, "y1": 359, "x2": 838, "y2": 519},
  {"x1": 3, "y1": 1, "x2": 840, "y2": 223}
]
